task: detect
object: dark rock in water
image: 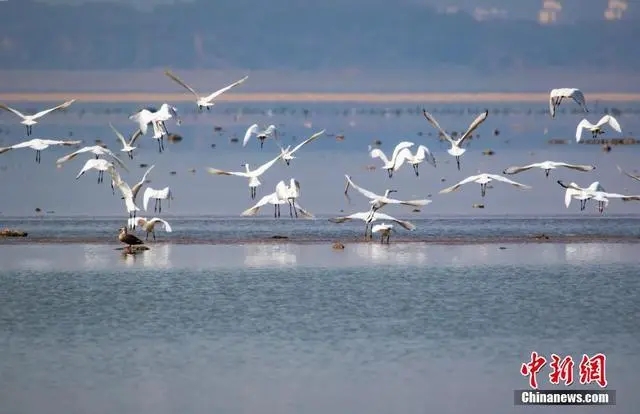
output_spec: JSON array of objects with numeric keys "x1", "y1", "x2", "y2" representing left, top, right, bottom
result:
[
  {"x1": 230, "y1": 137, "x2": 239, "y2": 143},
  {"x1": 271, "y1": 235, "x2": 288, "y2": 239},
  {"x1": 140, "y1": 163, "x2": 149, "y2": 168},
  {"x1": 412, "y1": 209, "x2": 421, "y2": 213},
  {"x1": 170, "y1": 171, "x2": 177, "y2": 175},
  {"x1": 35, "y1": 207, "x2": 42, "y2": 213},
  {"x1": 1, "y1": 228, "x2": 27, "y2": 237},
  {"x1": 167, "y1": 133, "x2": 182, "y2": 143},
  {"x1": 332, "y1": 242, "x2": 345, "y2": 250},
  {"x1": 214, "y1": 126, "x2": 223, "y2": 132},
  {"x1": 482, "y1": 149, "x2": 495, "y2": 156},
  {"x1": 46, "y1": 211, "x2": 55, "y2": 214},
  {"x1": 472, "y1": 203, "x2": 485, "y2": 209},
  {"x1": 499, "y1": 246, "x2": 507, "y2": 250}
]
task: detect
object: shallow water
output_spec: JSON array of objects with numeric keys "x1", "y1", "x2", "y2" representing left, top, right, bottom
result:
[{"x1": 0, "y1": 243, "x2": 638, "y2": 414}]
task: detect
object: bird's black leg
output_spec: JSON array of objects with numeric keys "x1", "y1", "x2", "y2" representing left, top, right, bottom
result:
[
  {"x1": 294, "y1": 204, "x2": 298, "y2": 218},
  {"x1": 545, "y1": 169, "x2": 550, "y2": 177},
  {"x1": 456, "y1": 156, "x2": 460, "y2": 171},
  {"x1": 260, "y1": 139, "x2": 264, "y2": 149},
  {"x1": 153, "y1": 231, "x2": 156, "y2": 241},
  {"x1": 158, "y1": 199, "x2": 162, "y2": 213},
  {"x1": 387, "y1": 169, "x2": 392, "y2": 178},
  {"x1": 414, "y1": 164, "x2": 419, "y2": 177}
]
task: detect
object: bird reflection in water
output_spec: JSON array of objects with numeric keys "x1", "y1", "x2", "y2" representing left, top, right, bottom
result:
[
  {"x1": 354, "y1": 243, "x2": 426, "y2": 265},
  {"x1": 142, "y1": 244, "x2": 171, "y2": 268},
  {"x1": 244, "y1": 244, "x2": 297, "y2": 267}
]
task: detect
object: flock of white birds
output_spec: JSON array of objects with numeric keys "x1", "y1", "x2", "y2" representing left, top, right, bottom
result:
[{"x1": 0, "y1": 82, "x2": 638, "y2": 248}]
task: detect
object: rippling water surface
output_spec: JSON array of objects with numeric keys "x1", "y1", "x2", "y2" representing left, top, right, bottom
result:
[{"x1": 1, "y1": 242, "x2": 638, "y2": 414}]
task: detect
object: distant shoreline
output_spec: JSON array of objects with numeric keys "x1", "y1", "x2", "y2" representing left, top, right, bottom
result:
[
  {"x1": 1, "y1": 235, "x2": 639, "y2": 245},
  {"x1": 1, "y1": 92, "x2": 640, "y2": 103}
]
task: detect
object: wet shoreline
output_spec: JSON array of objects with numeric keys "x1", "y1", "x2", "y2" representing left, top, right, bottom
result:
[{"x1": 1, "y1": 234, "x2": 639, "y2": 246}]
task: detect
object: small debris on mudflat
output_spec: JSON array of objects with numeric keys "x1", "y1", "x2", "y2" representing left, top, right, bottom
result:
[
  {"x1": 472, "y1": 203, "x2": 485, "y2": 209},
  {"x1": 1, "y1": 229, "x2": 27, "y2": 237},
  {"x1": 441, "y1": 178, "x2": 446, "y2": 182},
  {"x1": 335, "y1": 135, "x2": 345, "y2": 141},
  {"x1": 499, "y1": 246, "x2": 507, "y2": 250},
  {"x1": 213, "y1": 126, "x2": 223, "y2": 132},
  {"x1": 482, "y1": 149, "x2": 495, "y2": 156},
  {"x1": 170, "y1": 171, "x2": 177, "y2": 175},
  {"x1": 602, "y1": 144, "x2": 612, "y2": 153},
  {"x1": 115, "y1": 245, "x2": 150, "y2": 252},
  {"x1": 332, "y1": 242, "x2": 345, "y2": 250},
  {"x1": 167, "y1": 133, "x2": 182, "y2": 143},
  {"x1": 548, "y1": 139, "x2": 569, "y2": 145},
  {"x1": 35, "y1": 207, "x2": 42, "y2": 213},
  {"x1": 532, "y1": 233, "x2": 550, "y2": 240},
  {"x1": 140, "y1": 163, "x2": 149, "y2": 168},
  {"x1": 188, "y1": 168, "x2": 196, "y2": 174},
  {"x1": 230, "y1": 137, "x2": 239, "y2": 143},
  {"x1": 412, "y1": 209, "x2": 421, "y2": 213},
  {"x1": 271, "y1": 235, "x2": 288, "y2": 239}
]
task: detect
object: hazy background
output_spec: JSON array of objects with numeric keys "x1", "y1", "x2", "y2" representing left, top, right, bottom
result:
[{"x1": 0, "y1": 0, "x2": 639, "y2": 92}]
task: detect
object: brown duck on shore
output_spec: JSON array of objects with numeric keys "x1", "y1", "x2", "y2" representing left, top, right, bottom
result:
[{"x1": 118, "y1": 227, "x2": 144, "y2": 253}]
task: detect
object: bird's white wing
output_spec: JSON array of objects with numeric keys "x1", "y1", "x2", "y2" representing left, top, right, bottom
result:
[
  {"x1": 502, "y1": 163, "x2": 539, "y2": 175},
  {"x1": 555, "y1": 162, "x2": 596, "y2": 172},
  {"x1": 129, "y1": 110, "x2": 153, "y2": 135},
  {"x1": 457, "y1": 110, "x2": 489, "y2": 146},
  {"x1": 130, "y1": 164, "x2": 155, "y2": 201},
  {"x1": 252, "y1": 153, "x2": 284, "y2": 177},
  {"x1": 202, "y1": 75, "x2": 249, "y2": 102},
  {"x1": 564, "y1": 188, "x2": 585, "y2": 208},
  {"x1": 56, "y1": 146, "x2": 92, "y2": 165},
  {"x1": 557, "y1": 180, "x2": 584, "y2": 191},
  {"x1": 392, "y1": 147, "x2": 412, "y2": 171},
  {"x1": 575, "y1": 119, "x2": 594, "y2": 142},
  {"x1": 241, "y1": 192, "x2": 277, "y2": 216},
  {"x1": 41, "y1": 139, "x2": 82, "y2": 146},
  {"x1": 31, "y1": 99, "x2": 76, "y2": 119},
  {"x1": 371, "y1": 212, "x2": 416, "y2": 231},
  {"x1": 369, "y1": 148, "x2": 389, "y2": 165},
  {"x1": 289, "y1": 129, "x2": 325, "y2": 154},
  {"x1": 617, "y1": 165, "x2": 640, "y2": 182},
  {"x1": 416, "y1": 145, "x2": 437, "y2": 167},
  {"x1": 149, "y1": 218, "x2": 172, "y2": 232},
  {"x1": 206, "y1": 167, "x2": 249, "y2": 178},
  {"x1": 344, "y1": 174, "x2": 380, "y2": 200},
  {"x1": 107, "y1": 151, "x2": 129, "y2": 171},
  {"x1": 0, "y1": 103, "x2": 27, "y2": 119},
  {"x1": 128, "y1": 128, "x2": 144, "y2": 146},
  {"x1": 293, "y1": 202, "x2": 314, "y2": 218},
  {"x1": 391, "y1": 141, "x2": 415, "y2": 162},
  {"x1": 109, "y1": 122, "x2": 129, "y2": 148},
  {"x1": 164, "y1": 70, "x2": 200, "y2": 98},
  {"x1": 486, "y1": 174, "x2": 532, "y2": 189},
  {"x1": 142, "y1": 187, "x2": 154, "y2": 211},
  {"x1": 422, "y1": 110, "x2": 453, "y2": 142},
  {"x1": 570, "y1": 89, "x2": 587, "y2": 110},
  {"x1": 275, "y1": 180, "x2": 288, "y2": 199},
  {"x1": 328, "y1": 212, "x2": 370, "y2": 223},
  {"x1": 385, "y1": 198, "x2": 432, "y2": 207},
  {"x1": 243, "y1": 124, "x2": 259, "y2": 147},
  {"x1": 439, "y1": 175, "x2": 482, "y2": 194},
  {"x1": 599, "y1": 115, "x2": 622, "y2": 133}
]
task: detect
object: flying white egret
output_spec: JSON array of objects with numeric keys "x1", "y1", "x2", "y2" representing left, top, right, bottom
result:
[
  {"x1": 371, "y1": 223, "x2": 394, "y2": 244},
  {"x1": 242, "y1": 189, "x2": 313, "y2": 218},
  {"x1": 440, "y1": 173, "x2": 531, "y2": 198},
  {"x1": 243, "y1": 124, "x2": 277, "y2": 149},
  {"x1": 329, "y1": 210, "x2": 416, "y2": 239},
  {"x1": 557, "y1": 180, "x2": 640, "y2": 213},
  {"x1": 503, "y1": 161, "x2": 595, "y2": 178},
  {"x1": 207, "y1": 153, "x2": 283, "y2": 200},
  {"x1": 135, "y1": 217, "x2": 173, "y2": 241},
  {"x1": 129, "y1": 103, "x2": 180, "y2": 152},
  {"x1": 395, "y1": 145, "x2": 436, "y2": 176},
  {"x1": 549, "y1": 88, "x2": 588, "y2": 119},
  {"x1": 275, "y1": 178, "x2": 314, "y2": 218},
  {"x1": 109, "y1": 123, "x2": 143, "y2": 160},
  {"x1": 557, "y1": 181, "x2": 604, "y2": 211},
  {"x1": 143, "y1": 186, "x2": 173, "y2": 213},
  {"x1": 617, "y1": 165, "x2": 640, "y2": 183},
  {"x1": 575, "y1": 115, "x2": 622, "y2": 142},
  {"x1": 0, "y1": 99, "x2": 76, "y2": 136},
  {"x1": 0, "y1": 138, "x2": 82, "y2": 163},
  {"x1": 56, "y1": 145, "x2": 128, "y2": 170},
  {"x1": 422, "y1": 109, "x2": 488, "y2": 170},
  {"x1": 275, "y1": 129, "x2": 325, "y2": 166},
  {"x1": 369, "y1": 141, "x2": 414, "y2": 178},
  {"x1": 75, "y1": 159, "x2": 118, "y2": 188},
  {"x1": 344, "y1": 174, "x2": 431, "y2": 216},
  {"x1": 108, "y1": 168, "x2": 141, "y2": 229},
  {"x1": 164, "y1": 70, "x2": 248, "y2": 111}
]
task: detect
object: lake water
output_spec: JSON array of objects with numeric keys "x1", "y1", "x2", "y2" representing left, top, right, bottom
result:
[
  {"x1": 0, "y1": 242, "x2": 638, "y2": 414},
  {"x1": 1, "y1": 100, "x2": 639, "y2": 413}
]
